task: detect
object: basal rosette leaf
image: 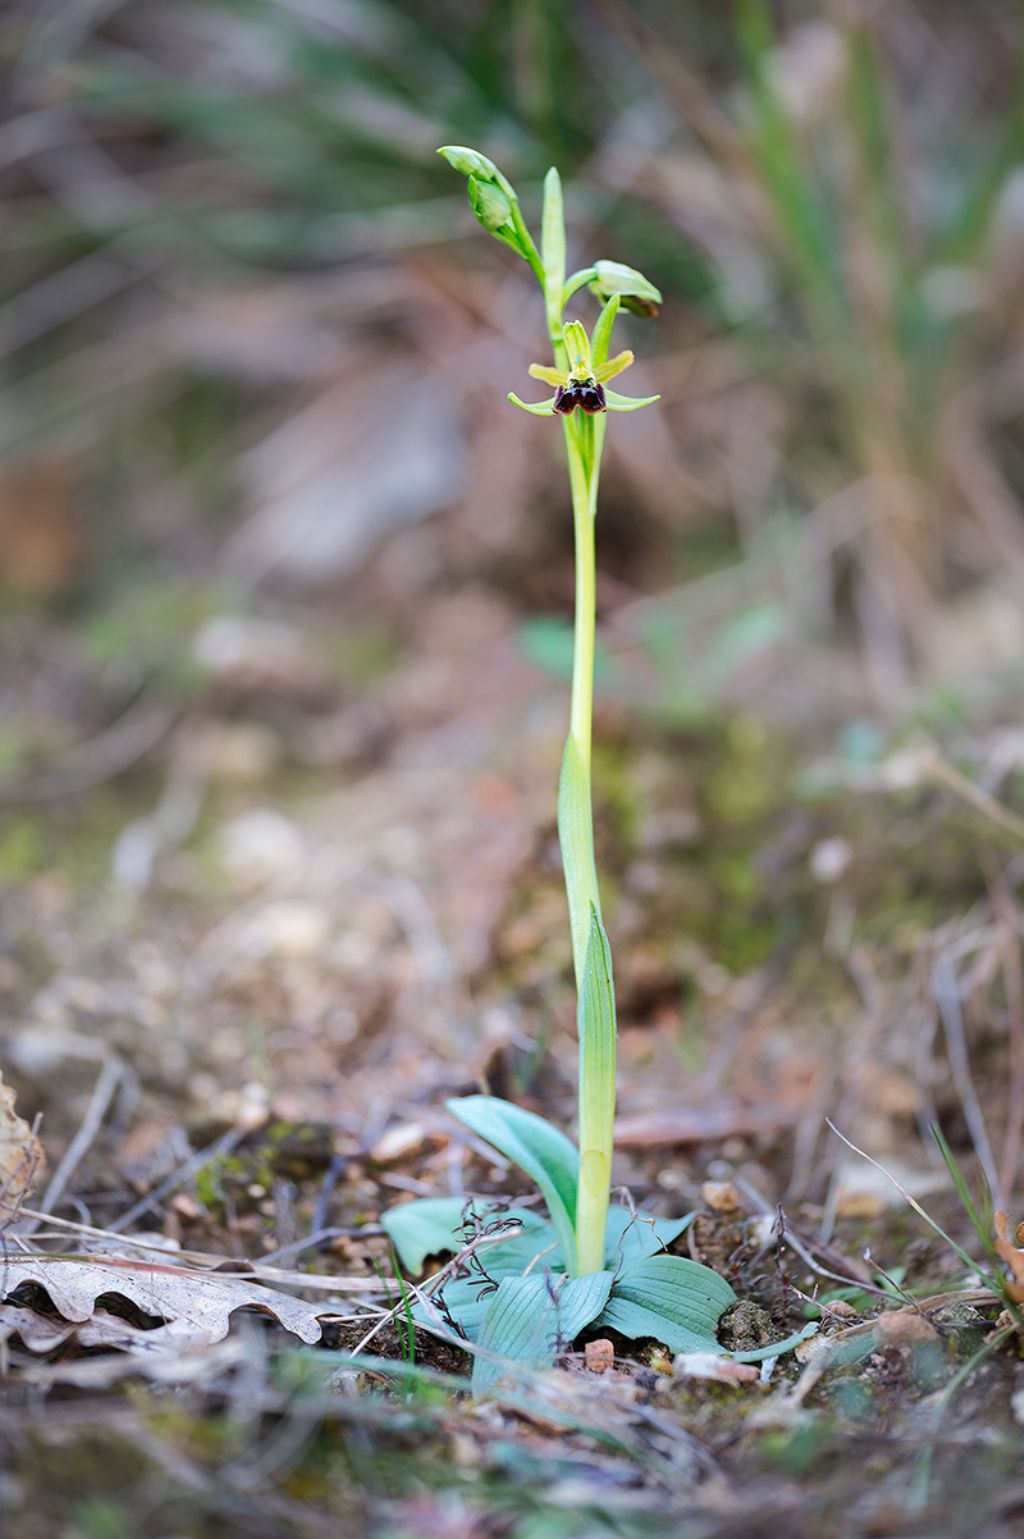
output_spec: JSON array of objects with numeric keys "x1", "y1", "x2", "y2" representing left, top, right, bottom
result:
[
  {"x1": 596, "y1": 1253, "x2": 737, "y2": 1354},
  {"x1": 471, "y1": 1270, "x2": 612, "y2": 1394},
  {"x1": 596, "y1": 1253, "x2": 817, "y2": 1361},
  {"x1": 445, "y1": 1096, "x2": 579, "y2": 1273}
]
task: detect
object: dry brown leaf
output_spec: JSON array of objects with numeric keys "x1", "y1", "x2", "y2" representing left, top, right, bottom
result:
[
  {"x1": 0, "y1": 1070, "x2": 45, "y2": 1222},
  {"x1": 0, "y1": 1254, "x2": 340, "y2": 1350}
]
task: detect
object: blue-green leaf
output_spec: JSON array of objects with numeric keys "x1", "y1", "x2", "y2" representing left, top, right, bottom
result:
[
  {"x1": 472, "y1": 1270, "x2": 613, "y2": 1394},
  {"x1": 446, "y1": 1096, "x2": 579, "y2": 1273},
  {"x1": 382, "y1": 1197, "x2": 557, "y2": 1276},
  {"x1": 381, "y1": 1197, "x2": 470, "y2": 1273},
  {"x1": 728, "y1": 1322, "x2": 819, "y2": 1363},
  {"x1": 416, "y1": 1211, "x2": 562, "y2": 1343},
  {"x1": 418, "y1": 1276, "x2": 493, "y2": 1341},
  {"x1": 604, "y1": 1207, "x2": 694, "y2": 1266},
  {"x1": 597, "y1": 1253, "x2": 736, "y2": 1354}
]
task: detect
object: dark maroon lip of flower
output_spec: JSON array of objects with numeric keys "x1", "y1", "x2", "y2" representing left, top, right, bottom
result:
[{"x1": 554, "y1": 380, "x2": 607, "y2": 415}]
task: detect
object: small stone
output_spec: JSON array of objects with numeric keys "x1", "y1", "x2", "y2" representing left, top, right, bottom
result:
[
  {"x1": 585, "y1": 1338, "x2": 615, "y2": 1374},
  {"x1": 218, "y1": 808, "x2": 305, "y2": 886},
  {"x1": 170, "y1": 1193, "x2": 202, "y2": 1220},
  {"x1": 242, "y1": 901, "x2": 329, "y2": 960},
  {"x1": 192, "y1": 615, "x2": 327, "y2": 695},
  {"x1": 198, "y1": 722, "x2": 281, "y2": 783},
  {"x1": 873, "y1": 1309, "x2": 940, "y2": 1347},
  {"x1": 701, "y1": 1180, "x2": 740, "y2": 1214},
  {"x1": 810, "y1": 836, "x2": 852, "y2": 883},
  {"x1": 370, "y1": 1122, "x2": 431, "y2": 1164}
]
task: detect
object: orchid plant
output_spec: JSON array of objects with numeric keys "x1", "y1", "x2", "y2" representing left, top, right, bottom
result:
[{"x1": 383, "y1": 149, "x2": 812, "y2": 1391}]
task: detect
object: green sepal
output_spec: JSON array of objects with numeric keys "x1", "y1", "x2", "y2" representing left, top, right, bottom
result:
[
  {"x1": 589, "y1": 259, "x2": 662, "y2": 315},
  {"x1": 561, "y1": 266, "x2": 598, "y2": 309},
  {"x1": 590, "y1": 295, "x2": 621, "y2": 368},
  {"x1": 438, "y1": 145, "x2": 514, "y2": 195},
  {"x1": 438, "y1": 144, "x2": 543, "y2": 280},
  {"x1": 467, "y1": 176, "x2": 515, "y2": 238},
  {"x1": 604, "y1": 387, "x2": 660, "y2": 412},
  {"x1": 508, "y1": 391, "x2": 557, "y2": 415}
]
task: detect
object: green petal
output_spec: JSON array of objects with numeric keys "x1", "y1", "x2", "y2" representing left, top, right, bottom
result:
[
  {"x1": 508, "y1": 391, "x2": 557, "y2": 416},
  {"x1": 604, "y1": 388, "x2": 660, "y2": 412}
]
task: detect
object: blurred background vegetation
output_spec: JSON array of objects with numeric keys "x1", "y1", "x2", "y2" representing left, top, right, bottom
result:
[{"x1": 1, "y1": 0, "x2": 1023, "y2": 806}]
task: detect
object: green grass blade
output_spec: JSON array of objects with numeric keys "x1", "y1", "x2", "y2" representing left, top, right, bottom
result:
[{"x1": 931, "y1": 1124, "x2": 997, "y2": 1262}]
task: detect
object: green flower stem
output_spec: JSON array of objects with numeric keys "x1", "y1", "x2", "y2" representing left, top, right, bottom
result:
[
  {"x1": 566, "y1": 426, "x2": 597, "y2": 800},
  {"x1": 562, "y1": 416, "x2": 613, "y2": 1277}
]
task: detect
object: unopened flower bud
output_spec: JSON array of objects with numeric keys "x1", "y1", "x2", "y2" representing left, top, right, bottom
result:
[
  {"x1": 467, "y1": 175, "x2": 515, "y2": 238},
  {"x1": 589, "y1": 259, "x2": 662, "y2": 316}
]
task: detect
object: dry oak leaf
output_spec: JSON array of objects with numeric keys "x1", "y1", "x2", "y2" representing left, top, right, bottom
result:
[
  {"x1": 0, "y1": 1255, "x2": 335, "y2": 1349},
  {"x1": 994, "y1": 1211, "x2": 1024, "y2": 1303},
  {"x1": 0, "y1": 1071, "x2": 45, "y2": 1222}
]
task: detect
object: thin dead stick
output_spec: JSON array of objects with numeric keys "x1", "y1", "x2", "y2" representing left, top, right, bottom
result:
[
  {"x1": 933, "y1": 949, "x2": 1003, "y2": 1208},
  {"x1": 771, "y1": 1215, "x2": 899, "y2": 1303},
  {"x1": 825, "y1": 1120, "x2": 1014, "y2": 1310},
  {"x1": 0, "y1": 699, "x2": 179, "y2": 805},
  {"x1": 108, "y1": 1124, "x2": 248, "y2": 1234},
  {"x1": 924, "y1": 748, "x2": 1024, "y2": 845},
  {"x1": 21, "y1": 1058, "x2": 122, "y2": 1237}
]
